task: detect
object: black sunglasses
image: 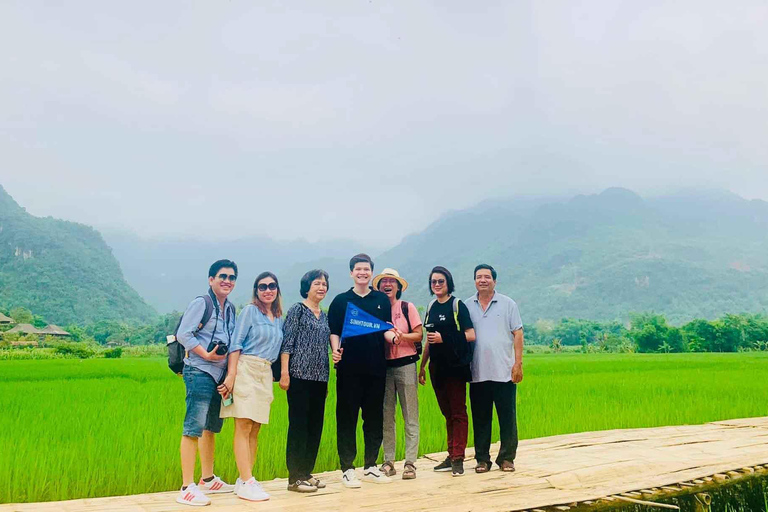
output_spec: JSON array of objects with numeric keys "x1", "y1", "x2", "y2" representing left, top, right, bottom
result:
[
  {"x1": 217, "y1": 273, "x2": 237, "y2": 282},
  {"x1": 257, "y1": 282, "x2": 278, "y2": 291},
  {"x1": 430, "y1": 278, "x2": 446, "y2": 286}
]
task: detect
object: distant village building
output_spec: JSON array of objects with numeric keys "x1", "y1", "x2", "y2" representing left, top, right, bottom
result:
[
  {"x1": 6, "y1": 323, "x2": 39, "y2": 335},
  {"x1": 41, "y1": 324, "x2": 71, "y2": 337},
  {"x1": 0, "y1": 313, "x2": 15, "y2": 325},
  {"x1": 4, "y1": 323, "x2": 70, "y2": 342}
]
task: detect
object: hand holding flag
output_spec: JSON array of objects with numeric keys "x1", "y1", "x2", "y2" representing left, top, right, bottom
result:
[
  {"x1": 333, "y1": 303, "x2": 392, "y2": 369},
  {"x1": 340, "y1": 302, "x2": 392, "y2": 341}
]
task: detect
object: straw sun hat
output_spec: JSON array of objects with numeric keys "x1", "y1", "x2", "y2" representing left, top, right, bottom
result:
[{"x1": 372, "y1": 268, "x2": 409, "y2": 292}]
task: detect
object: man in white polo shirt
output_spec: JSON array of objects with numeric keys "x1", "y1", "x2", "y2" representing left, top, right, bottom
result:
[{"x1": 465, "y1": 264, "x2": 524, "y2": 473}]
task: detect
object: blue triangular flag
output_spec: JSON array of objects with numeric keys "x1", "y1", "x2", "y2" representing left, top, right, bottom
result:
[{"x1": 340, "y1": 302, "x2": 391, "y2": 341}]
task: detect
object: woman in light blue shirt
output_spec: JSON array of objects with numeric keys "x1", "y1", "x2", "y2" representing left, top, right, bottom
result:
[{"x1": 220, "y1": 271, "x2": 283, "y2": 502}]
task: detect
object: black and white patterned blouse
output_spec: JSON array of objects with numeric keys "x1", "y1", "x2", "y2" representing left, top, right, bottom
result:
[{"x1": 281, "y1": 302, "x2": 331, "y2": 382}]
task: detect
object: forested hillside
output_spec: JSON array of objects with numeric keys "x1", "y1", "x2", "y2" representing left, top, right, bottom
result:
[
  {"x1": 0, "y1": 186, "x2": 156, "y2": 325},
  {"x1": 379, "y1": 188, "x2": 768, "y2": 322}
]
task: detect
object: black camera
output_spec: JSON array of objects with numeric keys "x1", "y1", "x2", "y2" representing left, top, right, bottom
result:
[
  {"x1": 208, "y1": 341, "x2": 228, "y2": 356},
  {"x1": 424, "y1": 323, "x2": 436, "y2": 333}
]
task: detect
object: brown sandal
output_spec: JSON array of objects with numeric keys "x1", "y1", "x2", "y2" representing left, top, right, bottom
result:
[
  {"x1": 402, "y1": 462, "x2": 416, "y2": 480},
  {"x1": 380, "y1": 461, "x2": 396, "y2": 477},
  {"x1": 475, "y1": 461, "x2": 491, "y2": 473}
]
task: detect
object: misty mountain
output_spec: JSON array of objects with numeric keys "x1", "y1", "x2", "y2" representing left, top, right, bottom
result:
[
  {"x1": 379, "y1": 188, "x2": 768, "y2": 323},
  {"x1": 104, "y1": 187, "x2": 768, "y2": 324},
  {"x1": 0, "y1": 186, "x2": 156, "y2": 325},
  {"x1": 101, "y1": 231, "x2": 368, "y2": 312}
]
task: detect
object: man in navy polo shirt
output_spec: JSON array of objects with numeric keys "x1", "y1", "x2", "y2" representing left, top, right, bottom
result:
[{"x1": 465, "y1": 264, "x2": 524, "y2": 473}]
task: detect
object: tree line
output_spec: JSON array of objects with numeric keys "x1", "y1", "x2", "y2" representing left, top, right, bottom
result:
[
  {"x1": 525, "y1": 313, "x2": 768, "y2": 353},
  {"x1": 4, "y1": 306, "x2": 768, "y2": 353}
]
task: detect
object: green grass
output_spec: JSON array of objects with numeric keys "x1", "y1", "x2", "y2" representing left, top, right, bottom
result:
[{"x1": 2, "y1": 353, "x2": 768, "y2": 504}]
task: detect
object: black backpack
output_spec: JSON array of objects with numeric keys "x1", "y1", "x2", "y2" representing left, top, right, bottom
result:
[
  {"x1": 400, "y1": 300, "x2": 422, "y2": 356},
  {"x1": 167, "y1": 291, "x2": 233, "y2": 374}
]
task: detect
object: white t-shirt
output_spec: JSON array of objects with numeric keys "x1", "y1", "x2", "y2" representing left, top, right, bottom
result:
[{"x1": 465, "y1": 292, "x2": 523, "y2": 383}]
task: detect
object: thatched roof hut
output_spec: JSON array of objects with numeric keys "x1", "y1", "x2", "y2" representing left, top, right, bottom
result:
[
  {"x1": 0, "y1": 313, "x2": 14, "y2": 325},
  {"x1": 6, "y1": 323, "x2": 39, "y2": 334},
  {"x1": 41, "y1": 324, "x2": 70, "y2": 337}
]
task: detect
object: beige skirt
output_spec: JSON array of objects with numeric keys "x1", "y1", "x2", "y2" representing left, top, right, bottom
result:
[{"x1": 220, "y1": 355, "x2": 274, "y2": 424}]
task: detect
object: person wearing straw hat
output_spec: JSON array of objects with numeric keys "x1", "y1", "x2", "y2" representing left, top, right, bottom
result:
[{"x1": 373, "y1": 268, "x2": 423, "y2": 480}]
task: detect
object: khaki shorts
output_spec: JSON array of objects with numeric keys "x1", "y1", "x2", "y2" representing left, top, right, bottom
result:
[{"x1": 220, "y1": 355, "x2": 274, "y2": 424}]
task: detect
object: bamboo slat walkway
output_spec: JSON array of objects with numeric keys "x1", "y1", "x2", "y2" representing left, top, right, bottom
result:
[{"x1": 5, "y1": 417, "x2": 768, "y2": 512}]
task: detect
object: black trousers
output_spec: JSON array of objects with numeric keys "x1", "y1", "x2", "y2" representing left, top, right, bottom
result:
[
  {"x1": 469, "y1": 381, "x2": 518, "y2": 465},
  {"x1": 286, "y1": 378, "x2": 328, "y2": 483},
  {"x1": 336, "y1": 370, "x2": 386, "y2": 471}
]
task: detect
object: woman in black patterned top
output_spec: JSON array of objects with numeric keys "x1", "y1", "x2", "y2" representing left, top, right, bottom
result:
[{"x1": 279, "y1": 269, "x2": 331, "y2": 493}]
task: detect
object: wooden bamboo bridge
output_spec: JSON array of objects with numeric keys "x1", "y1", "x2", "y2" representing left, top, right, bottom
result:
[{"x1": 4, "y1": 417, "x2": 768, "y2": 512}]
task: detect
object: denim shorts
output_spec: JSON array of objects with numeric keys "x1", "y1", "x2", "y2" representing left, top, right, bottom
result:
[{"x1": 182, "y1": 366, "x2": 224, "y2": 437}]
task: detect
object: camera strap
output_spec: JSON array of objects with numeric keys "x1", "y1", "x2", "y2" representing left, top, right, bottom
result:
[{"x1": 206, "y1": 287, "x2": 233, "y2": 347}]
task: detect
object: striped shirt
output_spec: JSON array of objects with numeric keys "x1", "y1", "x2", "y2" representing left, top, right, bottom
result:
[{"x1": 230, "y1": 304, "x2": 284, "y2": 363}]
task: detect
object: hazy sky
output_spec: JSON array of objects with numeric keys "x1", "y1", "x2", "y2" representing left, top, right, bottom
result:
[{"x1": 2, "y1": 1, "x2": 767, "y2": 245}]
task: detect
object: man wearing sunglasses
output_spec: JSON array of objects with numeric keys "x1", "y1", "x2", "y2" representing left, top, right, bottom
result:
[{"x1": 175, "y1": 259, "x2": 239, "y2": 507}]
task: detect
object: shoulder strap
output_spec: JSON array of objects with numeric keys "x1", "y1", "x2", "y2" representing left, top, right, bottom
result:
[
  {"x1": 200, "y1": 294, "x2": 215, "y2": 330},
  {"x1": 452, "y1": 298, "x2": 460, "y2": 331},
  {"x1": 400, "y1": 301, "x2": 411, "y2": 332},
  {"x1": 424, "y1": 299, "x2": 437, "y2": 325}
]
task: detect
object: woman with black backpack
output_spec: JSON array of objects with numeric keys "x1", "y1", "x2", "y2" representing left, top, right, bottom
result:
[{"x1": 418, "y1": 266, "x2": 475, "y2": 477}]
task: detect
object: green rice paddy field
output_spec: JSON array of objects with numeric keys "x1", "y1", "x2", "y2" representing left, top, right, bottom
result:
[{"x1": 2, "y1": 353, "x2": 768, "y2": 504}]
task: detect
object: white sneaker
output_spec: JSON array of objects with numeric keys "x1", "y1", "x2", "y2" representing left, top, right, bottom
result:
[
  {"x1": 341, "y1": 468, "x2": 362, "y2": 488},
  {"x1": 234, "y1": 478, "x2": 243, "y2": 494},
  {"x1": 176, "y1": 483, "x2": 211, "y2": 506},
  {"x1": 362, "y1": 466, "x2": 392, "y2": 484},
  {"x1": 236, "y1": 477, "x2": 270, "y2": 502},
  {"x1": 198, "y1": 475, "x2": 234, "y2": 494}
]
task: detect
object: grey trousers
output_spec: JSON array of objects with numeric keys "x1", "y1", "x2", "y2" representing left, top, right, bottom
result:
[{"x1": 383, "y1": 362, "x2": 420, "y2": 463}]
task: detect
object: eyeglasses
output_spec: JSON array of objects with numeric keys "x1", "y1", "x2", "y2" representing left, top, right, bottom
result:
[
  {"x1": 217, "y1": 273, "x2": 237, "y2": 282},
  {"x1": 430, "y1": 278, "x2": 446, "y2": 286},
  {"x1": 257, "y1": 282, "x2": 278, "y2": 292}
]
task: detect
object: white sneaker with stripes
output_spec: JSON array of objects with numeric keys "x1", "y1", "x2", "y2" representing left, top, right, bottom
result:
[
  {"x1": 176, "y1": 483, "x2": 211, "y2": 506},
  {"x1": 198, "y1": 475, "x2": 234, "y2": 494}
]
